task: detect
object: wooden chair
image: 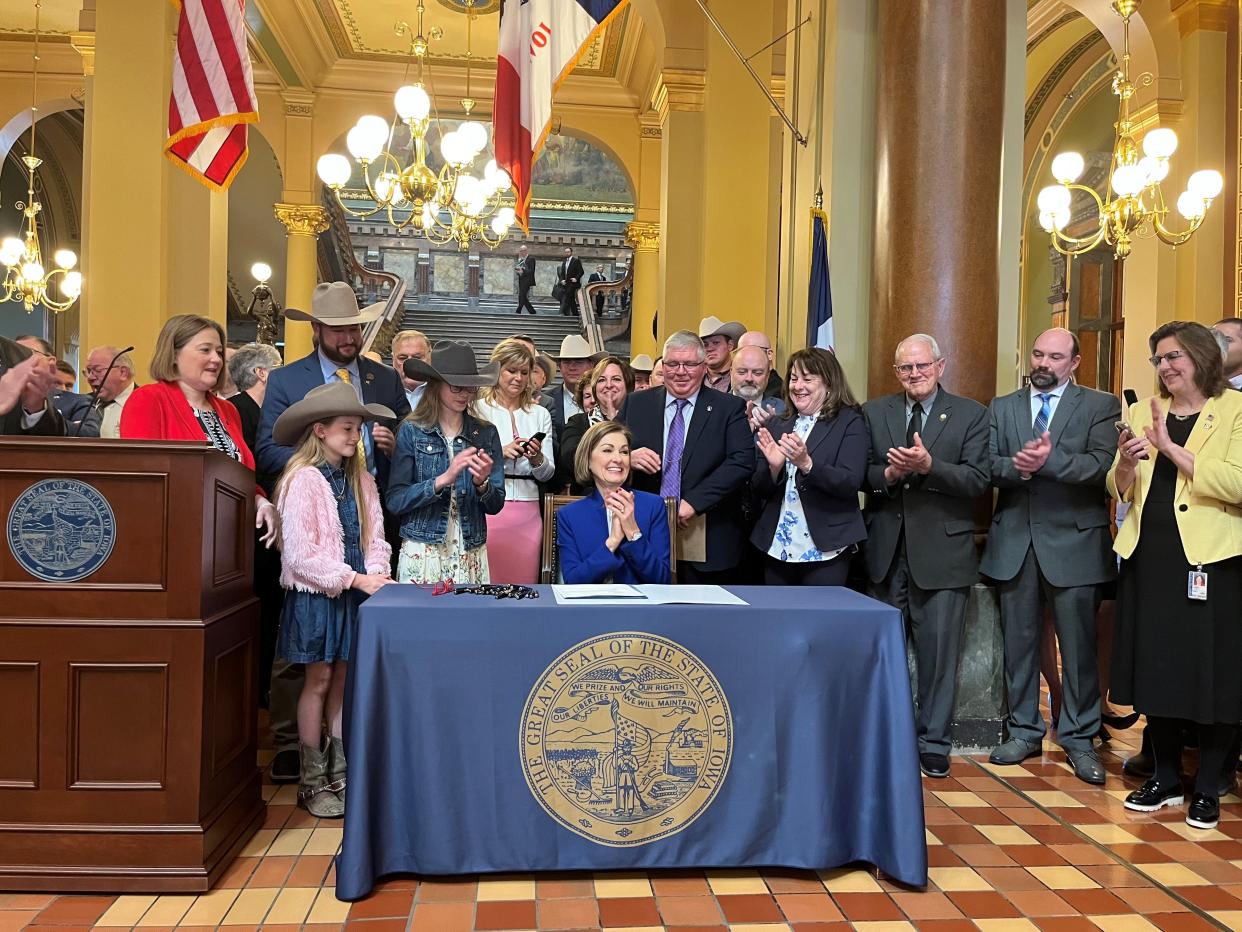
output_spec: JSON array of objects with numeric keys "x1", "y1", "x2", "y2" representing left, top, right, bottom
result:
[{"x1": 540, "y1": 494, "x2": 679, "y2": 584}]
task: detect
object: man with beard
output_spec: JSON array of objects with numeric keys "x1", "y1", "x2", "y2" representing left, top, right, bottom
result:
[
  {"x1": 731, "y1": 344, "x2": 787, "y2": 431},
  {"x1": 980, "y1": 328, "x2": 1119, "y2": 785},
  {"x1": 254, "y1": 281, "x2": 410, "y2": 784}
]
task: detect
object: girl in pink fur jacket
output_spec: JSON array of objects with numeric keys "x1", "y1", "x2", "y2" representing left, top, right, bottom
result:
[{"x1": 271, "y1": 383, "x2": 395, "y2": 819}]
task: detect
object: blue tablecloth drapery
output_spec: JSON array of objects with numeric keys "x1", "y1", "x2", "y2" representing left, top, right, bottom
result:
[{"x1": 335, "y1": 585, "x2": 927, "y2": 900}]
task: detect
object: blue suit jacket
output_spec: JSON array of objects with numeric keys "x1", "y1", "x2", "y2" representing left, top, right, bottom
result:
[
  {"x1": 557, "y1": 488, "x2": 671, "y2": 584},
  {"x1": 255, "y1": 350, "x2": 411, "y2": 493}
]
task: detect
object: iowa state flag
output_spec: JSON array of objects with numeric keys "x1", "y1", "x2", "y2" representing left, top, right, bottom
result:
[{"x1": 494, "y1": 0, "x2": 628, "y2": 229}]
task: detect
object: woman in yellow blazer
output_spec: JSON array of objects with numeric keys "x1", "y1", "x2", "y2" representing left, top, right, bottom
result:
[{"x1": 1108, "y1": 320, "x2": 1242, "y2": 832}]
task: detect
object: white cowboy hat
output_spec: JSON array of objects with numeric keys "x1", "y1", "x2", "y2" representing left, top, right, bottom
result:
[
  {"x1": 272, "y1": 381, "x2": 395, "y2": 447},
  {"x1": 554, "y1": 334, "x2": 602, "y2": 361},
  {"x1": 629, "y1": 354, "x2": 655, "y2": 373},
  {"x1": 697, "y1": 316, "x2": 746, "y2": 343},
  {"x1": 403, "y1": 340, "x2": 499, "y2": 388},
  {"x1": 285, "y1": 281, "x2": 386, "y2": 326}
]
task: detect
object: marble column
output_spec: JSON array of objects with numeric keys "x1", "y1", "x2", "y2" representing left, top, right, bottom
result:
[
  {"x1": 274, "y1": 203, "x2": 328, "y2": 361},
  {"x1": 625, "y1": 221, "x2": 660, "y2": 358},
  {"x1": 868, "y1": 0, "x2": 1006, "y2": 403}
]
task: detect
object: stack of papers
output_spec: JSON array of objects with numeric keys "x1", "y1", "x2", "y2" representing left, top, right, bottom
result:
[{"x1": 550, "y1": 584, "x2": 747, "y2": 606}]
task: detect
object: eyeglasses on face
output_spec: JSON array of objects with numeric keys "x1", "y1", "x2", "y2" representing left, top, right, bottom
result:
[
  {"x1": 83, "y1": 366, "x2": 107, "y2": 377},
  {"x1": 1149, "y1": 350, "x2": 1185, "y2": 367},
  {"x1": 894, "y1": 361, "x2": 937, "y2": 376},
  {"x1": 662, "y1": 359, "x2": 704, "y2": 371},
  {"x1": 447, "y1": 384, "x2": 478, "y2": 395}
]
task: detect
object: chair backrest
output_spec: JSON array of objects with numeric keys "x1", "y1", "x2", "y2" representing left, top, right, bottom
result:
[{"x1": 540, "y1": 494, "x2": 679, "y2": 584}]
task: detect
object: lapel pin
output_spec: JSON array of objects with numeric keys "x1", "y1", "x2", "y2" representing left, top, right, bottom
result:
[
  {"x1": 706, "y1": 405, "x2": 712, "y2": 412},
  {"x1": 939, "y1": 413, "x2": 947, "y2": 421},
  {"x1": 364, "y1": 372, "x2": 375, "y2": 384}
]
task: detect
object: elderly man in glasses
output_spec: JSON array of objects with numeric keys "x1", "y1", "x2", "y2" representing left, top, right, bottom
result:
[{"x1": 861, "y1": 333, "x2": 990, "y2": 779}]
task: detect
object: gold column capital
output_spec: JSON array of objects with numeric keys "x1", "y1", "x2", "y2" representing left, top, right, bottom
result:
[
  {"x1": 274, "y1": 203, "x2": 329, "y2": 236},
  {"x1": 1170, "y1": 0, "x2": 1231, "y2": 35},
  {"x1": 625, "y1": 221, "x2": 660, "y2": 252},
  {"x1": 652, "y1": 70, "x2": 706, "y2": 125},
  {"x1": 70, "y1": 31, "x2": 95, "y2": 76}
]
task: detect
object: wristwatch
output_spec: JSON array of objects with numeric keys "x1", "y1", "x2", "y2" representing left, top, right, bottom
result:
[{"x1": 626, "y1": 529, "x2": 643, "y2": 543}]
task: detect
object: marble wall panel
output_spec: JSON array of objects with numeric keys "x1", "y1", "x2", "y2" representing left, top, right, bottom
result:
[{"x1": 432, "y1": 252, "x2": 467, "y2": 293}]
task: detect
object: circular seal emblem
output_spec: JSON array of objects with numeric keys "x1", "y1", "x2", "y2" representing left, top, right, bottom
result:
[
  {"x1": 520, "y1": 632, "x2": 732, "y2": 847},
  {"x1": 7, "y1": 478, "x2": 117, "y2": 582}
]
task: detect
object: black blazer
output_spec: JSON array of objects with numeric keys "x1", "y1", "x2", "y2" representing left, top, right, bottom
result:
[
  {"x1": 0, "y1": 336, "x2": 64, "y2": 437},
  {"x1": 750, "y1": 407, "x2": 869, "y2": 557},
  {"x1": 540, "y1": 385, "x2": 574, "y2": 445},
  {"x1": 618, "y1": 386, "x2": 753, "y2": 572},
  {"x1": 556, "y1": 256, "x2": 584, "y2": 288},
  {"x1": 517, "y1": 255, "x2": 536, "y2": 286}
]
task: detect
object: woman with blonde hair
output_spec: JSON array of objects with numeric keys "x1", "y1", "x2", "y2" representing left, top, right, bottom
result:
[{"x1": 475, "y1": 338, "x2": 555, "y2": 582}]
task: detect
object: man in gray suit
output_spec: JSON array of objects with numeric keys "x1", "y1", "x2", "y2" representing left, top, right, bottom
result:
[
  {"x1": 863, "y1": 333, "x2": 989, "y2": 778},
  {"x1": 981, "y1": 328, "x2": 1119, "y2": 785}
]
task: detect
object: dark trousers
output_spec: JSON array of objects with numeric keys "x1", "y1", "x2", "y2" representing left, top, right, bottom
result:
[
  {"x1": 1149, "y1": 716, "x2": 1239, "y2": 797},
  {"x1": 763, "y1": 552, "x2": 850, "y2": 586},
  {"x1": 517, "y1": 281, "x2": 536, "y2": 314},
  {"x1": 998, "y1": 547, "x2": 1101, "y2": 751},
  {"x1": 677, "y1": 563, "x2": 735, "y2": 585},
  {"x1": 870, "y1": 549, "x2": 968, "y2": 756},
  {"x1": 560, "y1": 286, "x2": 578, "y2": 316}
]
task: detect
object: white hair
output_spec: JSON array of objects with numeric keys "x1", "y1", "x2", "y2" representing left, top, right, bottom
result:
[
  {"x1": 895, "y1": 333, "x2": 942, "y2": 363},
  {"x1": 662, "y1": 330, "x2": 706, "y2": 362},
  {"x1": 229, "y1": 342, "x2": 282, "y2": 391},
  {"x1": 89, "y1": 345, "x2": 135, "y2": 373},
  {"x1": 391, "y1": 329, "x2": 429, "y2": 354}
]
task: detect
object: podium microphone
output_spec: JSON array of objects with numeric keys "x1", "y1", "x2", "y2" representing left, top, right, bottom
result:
[{"x1": 76, "y1": 345, "x2": 134, "y2": 437}]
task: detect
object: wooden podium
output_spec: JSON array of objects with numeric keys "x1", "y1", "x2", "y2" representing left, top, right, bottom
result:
[{"x1": 0, "y1": 438, "x2": 264, "y2": 892}]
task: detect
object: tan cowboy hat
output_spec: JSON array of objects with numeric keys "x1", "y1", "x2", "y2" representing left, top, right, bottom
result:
[
  {"x1": 629, "y1": 354, "x2": 654, "y2": 373},
  {"x1": 554, "y1": 334, "x2": 602, "y2": 361},
  {"x1": 403, "y1": 340, "x2": 499, "y2": 388},
  {"x1": 285, "y1": 281, "x2": 385, "y2": 326},
  {"x1": 698, "y1": 316, "x2": 746, "y2": 343},
  {"x1": 272, "y1": 381, "x2": 395, "y2": 446}
]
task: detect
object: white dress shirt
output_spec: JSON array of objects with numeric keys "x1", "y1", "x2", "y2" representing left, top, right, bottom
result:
[
  {"x1": 100, "y1": 381, "x2": 135, "y2": 439},
  {"x1": 476, "y1": 397, "x2": 556, "y2": 501},
  {"x1": 1028, "y1": 380, "x2": 1070, "y2": 429}
]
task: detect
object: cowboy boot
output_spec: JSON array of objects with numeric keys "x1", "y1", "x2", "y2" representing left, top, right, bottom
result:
[
  {"x1": 298, "y1": 741, "x2": 344, "y2": 819},
  {"x1": 326, "y1": 735, "x2": 347, "y2": 802}
]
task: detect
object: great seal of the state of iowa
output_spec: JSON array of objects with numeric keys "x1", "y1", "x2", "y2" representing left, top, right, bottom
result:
[{"x1": 520, "y1": 632, "x2": 732, "y2": 847}]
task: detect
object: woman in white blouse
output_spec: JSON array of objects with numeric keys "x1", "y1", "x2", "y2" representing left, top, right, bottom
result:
[{"x1": 476, "y1": 338, "x2": 555, "y2": 582}]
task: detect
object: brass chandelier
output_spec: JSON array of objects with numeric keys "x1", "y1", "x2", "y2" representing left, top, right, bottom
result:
[
  {"x1": 316, "y1": 0, "x2": 515, "y2": 250},
  {"x1": 1037, "y1": 0, "x2": 1223, "y2": 260},
  {"x1": 1, "y1": 0, "x2": 82, "y2": 312}
]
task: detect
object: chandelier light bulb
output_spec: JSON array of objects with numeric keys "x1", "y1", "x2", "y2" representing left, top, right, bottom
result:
[
  {"x1": 493, "y1": 166, "x2": 512, "y2": 190},
  {"x1": 0, "y1": 237, "x2": 24, "y2": 266},
  {"x1": 348, "y1": 115, "x2": 389, "y2": 161},
  {"x1": 497, "y1": 206, "x2": 516, "y2": 227},
  {"x1": 1037, "y1": 185, "x2": 1072, "y2": 214},
  {"x1": 440, "y1": 131, "x2": 465, "y2": 166},
  {"x1": 491, "y1": 216, "x2": 508, "y2": 236},
  {"x1": 1110, "y1": 164, "x2": 1144, "y2": 197},
  {"x1": 317, "y1": 153, "x2": 352, "y2": 188},
  {"x1": 458, "y1": 121, "x2": 488, "y2": 156},
  {"x1": 1051, "y1": 207, "x2": 1071, "y2": 230},
  {"x1": 1038, "y1": 211, "x2": 1055, "y2": 233},
  {"x1": 374, "y1": 173, "x2": 396, "y2": 203},
  {"x1": 422, "y1": 203, "x2": 436, "y2": 228},
  {"x1": 53, "y1": 249, "x2": 76, "y2": 270},
  {"x1": 61, "y1": 270, "x2": 82, "y2": 298},
  {"x1": 1142, "y1": 128, "x2": 1178, "y2": 160},
  {"x1": 20, "y1": 261, "x2": 43, "y2": 283},
  {"x1": 1187, "y1": 169, "x2": 1224, "y2": 201},
  {"x1": 394, "y1": 84, "x2": 431, "y2": 121},
  {"x1": 1177, "y1": 190, "x2": 1207, "y2": 220},
  {"x1": 1136, "y1": 156, "x2": 1168, "y2": 185},
  {"x1": 251, "y1": 262, "x2": 272, "y2": 283},
  {"x1": 1050, "y1": 151, "x2": 1085, "y2": 184}
]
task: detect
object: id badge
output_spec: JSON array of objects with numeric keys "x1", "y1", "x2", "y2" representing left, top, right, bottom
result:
[{"x1": 1188, "y1": 568, "x2": 1208, "y2": 601}]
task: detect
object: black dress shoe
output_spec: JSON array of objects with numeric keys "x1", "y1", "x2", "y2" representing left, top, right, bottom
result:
[
  {"x1": 1101, "y1": 711, "x2": 1141, "y2": 730},
  {"x1": 1122, "y1": 750, "x2": 1155, "y2": 779},
  {"x1": 1124, "y1": 779, "x2": 1184, "y2": 812},
  {"x1": 1067, "y1": 748, "x2": 1106, "y2": 786},
  {"x1": 919, "y1": 752, "x2": 950, "y2": 778},
  {"x1": 1187, "y1": 793, "x2": 1220, "y2": 829},
  {"x1": 269, "y1": 747, "x2": 300, "y2": 783},
  {"x1": 989, "y1": 737, "x2": 1042, "y2": 766}
]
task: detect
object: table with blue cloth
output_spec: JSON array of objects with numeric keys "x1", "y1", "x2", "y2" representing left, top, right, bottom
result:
[{"x1": 336, "y1": 585, "x2": 927, "y2": 900}]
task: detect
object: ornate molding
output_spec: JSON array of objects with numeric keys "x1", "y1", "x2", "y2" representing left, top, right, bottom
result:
[
  {"x1": 624, "y1": 221, "x2": 659, "y2": 252},
  {"x1": 274, "y1": 203, "x2": 330, "y2": 236},
  {"x1": 282, "y1": 90, "x2": 315, "y2": 117},
  {"x1": 1170, "y1": 0, "x2": 1231, "y2": 36},
  {"x1": 1130, "y1": 97, "x2": 1185, "y2": 134},
  {"x1": 69, "y1": 31, "x2": 94, "y2": 76},
  {"x1": 652, "y1": 69, "x2": 706, "y2": 124}
]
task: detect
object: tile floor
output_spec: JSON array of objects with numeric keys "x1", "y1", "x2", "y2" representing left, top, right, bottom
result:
[{"x1": 6, "y1": 724, "x2": 1242, "y2": 931}]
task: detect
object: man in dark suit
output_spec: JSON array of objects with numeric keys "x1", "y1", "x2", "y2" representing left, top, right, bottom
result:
[
  {"x1": 981, "y1": 328, "x2": 1119, "y2": 785},
  {"x1": 0, "y1": 335, "x2": 64, "y2": 436},
  {"x1": 254, "y1": 281, "x2": 410, "y2": 783},
  {"x1": 863, "y1": 333, "x2": 989, "y2": 779},
  {"x1": 515, "y1": 245, "x2": 537, "y2": 315},
  {"x1": 16, "y1": 336, "x2": 98, "y2": 436},
  {"x1": 587, "y1": 263, "x2": 607, "y2": 315},
  {"x1": 556, "y1": 247, "x2": 584, "y2": 316},
  {"x1": 619, "y1": 330, "x2": 754, "y2": 583}
]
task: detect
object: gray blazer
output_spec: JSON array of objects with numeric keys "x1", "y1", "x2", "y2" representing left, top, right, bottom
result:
[
  {"x1": 979, "y1": 382, "x2": 1120, "y2": 588},
  {"x1": 862, "y1": 389, "x2": 989, "y2": 590}
]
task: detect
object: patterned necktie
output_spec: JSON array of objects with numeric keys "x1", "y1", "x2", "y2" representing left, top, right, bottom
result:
[
  {"x1": 660, "y1": 399, "x2": 689, "y2": 499},
  {"x1": 1034, "y1": 393, "x2": 1052, "y2": 435},
  {"x1": 334, "y1": 368, "x2": 368, "y2": 466},
  {"x1": 906, "y1": 401, "x2": 923, "y2": 448}
]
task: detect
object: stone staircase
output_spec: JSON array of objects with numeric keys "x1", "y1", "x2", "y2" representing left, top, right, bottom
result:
[{"x1": 399, "y1": 307, "x2": 585, "y2": 361}]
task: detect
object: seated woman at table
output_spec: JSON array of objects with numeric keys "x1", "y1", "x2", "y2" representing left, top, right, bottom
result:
[
  {"x1": 750, "y1": 347, "x2": 868, "y2": 586},
  {"x1": 553, "y1": 355, "x2": 634, "y2": 493},
  {"x1": 557, "y1": 421, "x2": 670, "y2": 584},
  {"x1": 386, "y1": 340, "x2": 506, "y2": 585}
]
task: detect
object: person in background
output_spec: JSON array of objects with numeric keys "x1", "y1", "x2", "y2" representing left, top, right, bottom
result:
[
  {"x1": 271, "y1": 383, "x2": 394, "y2": 818},
  {"x1": 588, "y1": 263, "x2": 608, "y2": 315},
  {"x1": 554, "y1": 356, "x2": 634, "y2": 493},
  {"x1": 227, "y1": 342, "x2": 283, "y2": 460},
  {"x1": 1211, "y1": 318, "x2": 1242, "y2": 390},
  {"x1": 732, "y1": 344, "x2": 788, "y2": 433},
  {"x1": 575, "y1": 372, "x2": 596, "y2": 415},
  {"x1": 738, "y1": 331, "x2": 784, "y2": 399},
  {"x1": 861, "y1": 333, "x2": 989, "y2": 779},
  {"x1": 16, "y1": 335, "x2": 98, "y2": 437},
  {"x1": 515, "y1": 245, "x2": 537, "y2": 315},
  {"x1": 630, "y1": 355, "x2": 654, "y2": 391},
  {"x1": 557, "y1": 421, "x2": 671, "y2": 584},
  {"x1": 217, "y1": 344, "x2": 242, "y2": 398},
  {"x1": 476, "y1": 339, "x2": 555, "y2": 583},
  {"x1": 54, "y1": 360, "x2": 76, "y2": 392},
  {"x1": 387, "y1": 341, "x2": 505, "y2": 584},
  {"x1": 750, "y1": 348, "x2": 867, "y2": 586},
  {"x1": 1109, "y1": 321, "x2": 1242, "y2": 831},
  {"x1": 540, "y1": 334, "x2": 598, "y2": 443},
  {"x1": 84, "y1": 344, "x2": 136, "y2": 438},
  {"x1": 698, "y1": 316, "x2": 745, "y2": 393},
  {"x1": 0, "y1": 335, "x2": 63, "y2": 436},
  {"x1": 391, "y1": 329, "x2": 431, "y2": 409},
  {"x1": 650, "y1": 356, "x2": 664, "y2": 388},
  {"x1": 532, "y1": 353, "x2": 553, "y2": 392},
  {"x1": 556, "y1": 246, "x2": 584, "y2": 316}
]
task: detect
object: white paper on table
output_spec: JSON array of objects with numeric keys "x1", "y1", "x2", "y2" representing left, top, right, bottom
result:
[
  {"x1": 551, "y1": 584, "x2": 651, "y2": 605},
  {"x1": 634, "y1": 584, "x2": 747, "y2": 606}
]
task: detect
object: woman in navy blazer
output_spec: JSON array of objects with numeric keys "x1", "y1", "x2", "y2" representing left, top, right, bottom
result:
[
  {"x1": 750, "y1": 348, "x2": 868, "y2": 586},
  {"x1": 557, "y1": 421, "x2": 671, "y2": 584}
]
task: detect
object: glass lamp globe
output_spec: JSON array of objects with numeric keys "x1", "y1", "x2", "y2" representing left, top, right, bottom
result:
[
  {"x1": 1137, "y1": 156, "x2": 1168, "y2": 185},
  {"x1": 1037, "y1": 185, "x2": 1072, "y2": 213},
  {"x1": 251, "y1": 262, "x2": 272, "y2": 283},
  {"x1": 1051, "y1": 207, "x2": 1071, "y2": 230},
  {"x1": 61, "y1": 270, "x2": 82, "y2": 298},
  {"x1": 1110, "y1": 164, "x2": 1144, "y2": 197},
  {"x1": 1187, "y1": 169, "x2": 1224, "y2": 201},
  {"x1": 20, "y1": 261, "x2": 43, "y2": 283},
  {"x1": 1038, "y1": 211, "x2": 1055, "y2": 233},
  {"x1": 317, "y1": 153, "x2": 352, "y2": 187},
  {"x1": 1050, "y1": 152, "x2": 1085, "y2": 184},
  {"x1": 53, "y1": 249, "x2": 76, "y2": 270},
  {"x1": 491, "y1": 217, "x2": 508, "y2": 236},
  {"x1": 348, "y1": 115, "x2": 389, "y2": 161},
  {"x1": 1177, "y1": 191, "x2": 1207, "y2": 220},
  {"x1": 497, "y1": 206, "x2": 516, "y2": 226},
  {"x1": 394, "y1": 84, "x2": 431, "y2": 121},
  {"x1": 458, "y1": 121, "x2": 488, "y2": 156},
  {"x1": 1142, "y1": 128, "x2": 1178, "y2": 159},
  {"x1": 0, "y1": 237, "x2": 23, "y2": 266}
]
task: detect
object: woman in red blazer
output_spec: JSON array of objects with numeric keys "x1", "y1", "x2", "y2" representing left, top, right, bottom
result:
[{"x1": 120, "y1": 314, "x2": 276, "y2": 543}]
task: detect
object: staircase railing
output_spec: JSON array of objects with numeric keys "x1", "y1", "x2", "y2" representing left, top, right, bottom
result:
[{"x1": 579, "y1": 266, "x2": 633, "y2": 352}]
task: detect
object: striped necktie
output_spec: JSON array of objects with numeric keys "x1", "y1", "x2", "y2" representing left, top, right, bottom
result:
[
  {"x1": 335, "y1": 368, "x2": 368, "y2": 467},
  {"x1": 1033, "y1": 393, "x2": 1052, "y2": 435},
  {"x1": 660, "y1": 399, "x2": 689, "y2": 500}
]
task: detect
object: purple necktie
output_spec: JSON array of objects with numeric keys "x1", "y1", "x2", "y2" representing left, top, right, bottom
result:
[{"x1": 661, "y1": 399, "x2": 689, "y2": 499}]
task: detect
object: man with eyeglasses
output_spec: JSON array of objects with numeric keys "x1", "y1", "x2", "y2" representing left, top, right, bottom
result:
[
  {"x1": 980, "y1": 328, "x2": 1120, "y2": 786},
  {"x1": 16, "y1": 335, "x2": 100, "y2": 437},
  {"x1": 0, "y1": 335, "x2": 64, "y2": 436},
  {"x1": 862, "y1": 333, "x2": 989, "y2": 779},
  {"x1": 84, "y1": 345, "x2": 137, "y2": 438}
]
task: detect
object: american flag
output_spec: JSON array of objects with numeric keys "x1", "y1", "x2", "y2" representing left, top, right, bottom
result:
[{"x1": 164, "y1": 0, "x2": 258, "y2": 190}]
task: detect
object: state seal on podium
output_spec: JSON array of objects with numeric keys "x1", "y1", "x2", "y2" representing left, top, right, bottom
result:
[
  {"x1": 520, "y1": 632, "x2": 733, "y2": 847},
  {"x1": 7, "y1": 478, "x2": 117, "y2": 582}
]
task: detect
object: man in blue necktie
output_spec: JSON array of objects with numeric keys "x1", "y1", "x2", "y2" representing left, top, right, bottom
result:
[{"x1": 981, "y1": 328, "x2": 1121, "y2": 785}]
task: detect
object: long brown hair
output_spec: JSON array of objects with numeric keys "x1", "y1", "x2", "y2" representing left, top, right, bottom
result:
[
  {"x1": 409, "y1": 379, "x2": 481, "y2": 428},
  {"x1": 585, "y1": 356, "x2": 634, "y2": 417},
  {"x1": 1149, "y1": 320, "x2": 1230, "y2": 399},
  {"x1": 782, "y1": 347, "x2": 859, "y2": 419},
  {"x1": 274, "y1": 417, "x2": 372, "y2": 551}
]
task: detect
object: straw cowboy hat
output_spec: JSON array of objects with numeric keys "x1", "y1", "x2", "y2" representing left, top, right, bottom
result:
[
  {"x1": 629, "y1": 354, "x2": 655, "y2": 374},
  {"x1": 697, "y1": 316, "x2": 746, "y2": 343},
  {"x1": 285, "y1": 281, "x2": 386, "y2": 326},
  {"x1": 272, "y1": 381, "x2": 395, "y2": 446},
  {"x1": 402, "y1": 340, "x2": 499, "y2": 388},
  {"x1": 554, "y1": 334, "x2": 602, "y2": 361}
]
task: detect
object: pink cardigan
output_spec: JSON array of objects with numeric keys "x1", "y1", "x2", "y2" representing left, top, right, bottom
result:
[{"x1": 277, "y1": 466, "x2": 391, "y2": 596}]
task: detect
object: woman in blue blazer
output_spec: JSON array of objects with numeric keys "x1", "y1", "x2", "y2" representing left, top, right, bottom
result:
[
  {"x1": 557, "y1": 421, "x2": 671, "y2": 584},
  {"x1": 750, "y1": 347, "x2": 869, "y2": 586}
]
